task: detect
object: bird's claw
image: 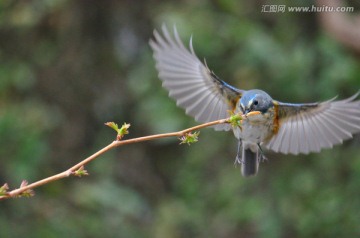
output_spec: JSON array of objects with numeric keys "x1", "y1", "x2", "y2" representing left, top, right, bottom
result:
[
  {"x1": 234, "y1": 156, "x2": 243, "y2": 167},
  {"x1": 258, "y1": 154, "x2": 268, "y2": 163},
  {"x1": 257, "y1": 143, "x2": 268, "y2": 163}
]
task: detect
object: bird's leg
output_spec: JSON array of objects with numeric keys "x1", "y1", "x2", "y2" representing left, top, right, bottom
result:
[
  {"x1": 257, "y1": 143, "x2": 268, "y2": 163},
  {"x1": 234, "y1": 140, "x2": 243, "y2": 166}
]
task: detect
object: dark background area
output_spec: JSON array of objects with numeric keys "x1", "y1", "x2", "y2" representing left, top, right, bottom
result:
[{"x1": 1, "y1": 0, "x2": 360, "y2": 237}]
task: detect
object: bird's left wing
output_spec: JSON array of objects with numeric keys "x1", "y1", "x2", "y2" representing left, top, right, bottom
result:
[
  {"x1": 265, "y1": 93, "x2": 360, "y2": 155},
  {"x1": 150, "y1": 25, "x2": 243, "y2": 131}
]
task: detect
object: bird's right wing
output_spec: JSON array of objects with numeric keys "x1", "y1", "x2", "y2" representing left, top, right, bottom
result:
[
  {"x1": 150, "y1": 25, "x2": 243, "y2": 131},
  {"x1": 265, "y1": 93, "x2": 360, "y2": 155}
]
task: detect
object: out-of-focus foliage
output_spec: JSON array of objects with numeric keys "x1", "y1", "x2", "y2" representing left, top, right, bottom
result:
[{"x1": 1, "y1": 0, "x2": 360, "y2": 237}]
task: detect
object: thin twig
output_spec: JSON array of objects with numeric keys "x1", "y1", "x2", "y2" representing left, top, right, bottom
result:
[{"x1": 0, "y1": 117, "x2": 232, "y2": 200}]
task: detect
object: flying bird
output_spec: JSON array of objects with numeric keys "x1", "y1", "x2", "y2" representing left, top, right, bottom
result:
[{"x1": 149, "y1": 25, "x2": 360, "y2": 177}]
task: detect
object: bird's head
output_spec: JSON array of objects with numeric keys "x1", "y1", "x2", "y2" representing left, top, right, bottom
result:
[{"x1": 239, "y1": 90, "x2": 274, "y2": 115}]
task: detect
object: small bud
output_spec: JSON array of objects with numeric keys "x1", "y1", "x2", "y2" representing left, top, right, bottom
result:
[
  {"x1": 73, "y1": 166, "x2": 89, "y2": 177},
  {"x1": 18, "y1": 180, "x2": 35, "y2": 198},
  {"x1": 105, "y1": 122, "x2": 131, "y2": 140},
  {"x1": 117, "y1": 123, "x2": 130, "y2": 140},
  {"x1": 179, "y1": 131, "x2": 200, "y2": 145},
  {"x1": 20, "y1": 180, "x2": 28, "y2": 187},
  {"x1": 0, "y1": 183, "x2": 9, "y2": 196},
  {"x1": 228, "y1": 111, "x2": 243, "y2": 128}
]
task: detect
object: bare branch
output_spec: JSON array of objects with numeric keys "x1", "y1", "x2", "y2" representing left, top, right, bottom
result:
[{"x1": 0, "y1": 116, "x2": 239, "y2": 200}]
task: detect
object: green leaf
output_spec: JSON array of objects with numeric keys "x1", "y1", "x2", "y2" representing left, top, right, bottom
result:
[
  {"x1": 104, "y1": 122, "x2": 119, "y2": 132},
  {"x1": 118, "y1": 123, "x2": 130, "y2": 139}
]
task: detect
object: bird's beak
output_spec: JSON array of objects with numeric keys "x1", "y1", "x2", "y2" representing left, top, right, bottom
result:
[{"x1": 245, "y1": 111, "x2": 261, "y2": 117}]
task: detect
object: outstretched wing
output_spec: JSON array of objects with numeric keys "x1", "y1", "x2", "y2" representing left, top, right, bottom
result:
[
  {"x1": 265, "y1": 93, "x2": 360, "y2": 155},
  {"x1": 150, "y1": 25, "x2": 243, "y2": 131}
]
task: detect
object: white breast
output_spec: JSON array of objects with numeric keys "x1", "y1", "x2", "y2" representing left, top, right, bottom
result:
[{"x1": 232, "y1": 112, "x2": 275, "y2": 143}]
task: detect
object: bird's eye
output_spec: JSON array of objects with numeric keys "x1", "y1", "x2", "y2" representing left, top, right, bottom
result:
[{"x1": 253, "y1": 100, "x2": 259, "y2": 106}]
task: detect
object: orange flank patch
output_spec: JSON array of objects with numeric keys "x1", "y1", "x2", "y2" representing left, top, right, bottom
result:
[
  {"x1": 272, "y1": 102, "x2": 280, "y2": 135},
  {"x1": 229, "y1": 96, "x2": 241, "y2": 111}
]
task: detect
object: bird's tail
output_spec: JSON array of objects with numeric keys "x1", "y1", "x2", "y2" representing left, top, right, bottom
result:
[
  {"x1": 241, "y1": 147, "x2": 259, "y2": 177},
  {"x1": 236, "y1": 141, "x2": 259, "y2": 177}
]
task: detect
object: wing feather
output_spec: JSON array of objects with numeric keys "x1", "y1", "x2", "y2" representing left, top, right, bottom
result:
[
  {"x1": 304, "y1": 112, "x2": 321, "y2": 151},
  {"x1": 279, "y1": 117, "x2": 293, "y2": 153},
  {"x1": 150, "y1": 25, "x2": 243, "y2": 131},
  {"x1": 310, "y1": 111, "x2": 333, "y2": 148},
  {"x1": 196, "y1": 94, "x2": 219, "y2": 122},
  {"x1": 298, "y1": 114, "x2": 309, "y2": 154},
  {"x1": 266, "y1": 93, "x2": 360, "y2": 155}
]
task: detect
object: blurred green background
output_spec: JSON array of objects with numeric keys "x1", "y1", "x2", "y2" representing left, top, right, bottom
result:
[{"x1": 1, "y1": 0, "x2": 360, "y2": 237}]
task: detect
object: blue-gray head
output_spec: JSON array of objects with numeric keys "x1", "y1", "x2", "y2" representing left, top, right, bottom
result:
[{"x1": 239, "y1": 89, "x2": 274, "y2": 114}]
